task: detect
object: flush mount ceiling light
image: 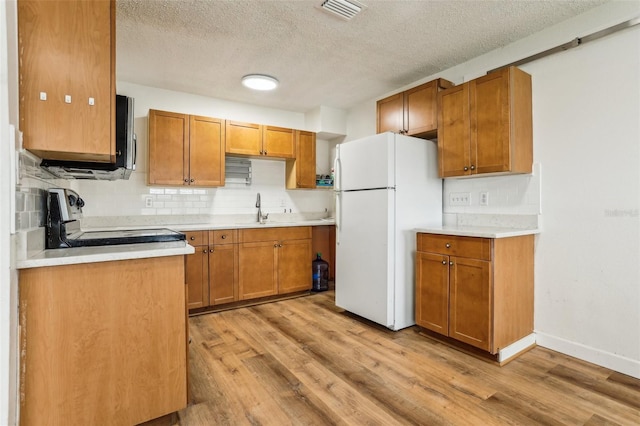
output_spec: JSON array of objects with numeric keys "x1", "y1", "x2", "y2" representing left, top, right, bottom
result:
[
  {"x1": 241, "y1": 74, "x2": 279, "y2": 91},
  {"x1": 319, "y1": 0, "x2": 366, "y2": 21}
]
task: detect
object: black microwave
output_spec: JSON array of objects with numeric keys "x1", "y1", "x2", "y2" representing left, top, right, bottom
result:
[{"x1": 40, "y1": 95, "x2": 137, "y2": 180}]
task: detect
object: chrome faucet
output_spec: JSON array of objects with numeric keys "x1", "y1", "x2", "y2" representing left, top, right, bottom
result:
[
  {"x1": 256, "y1": 193, "x2": 268, "y2": 223},
  {"x1": 256, "y1": 193, "x2": 261, "y2": 222}
]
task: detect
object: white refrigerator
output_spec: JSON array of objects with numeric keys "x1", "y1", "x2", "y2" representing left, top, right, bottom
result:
[{"x1": 334, "y1": 132, "x2": 442, "y2": 330}]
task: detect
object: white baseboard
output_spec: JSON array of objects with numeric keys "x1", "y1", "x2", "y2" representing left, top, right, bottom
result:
[
  {"x1": 498, "y1": 333, "x2": 536, "y2": 363},
  {"x1": 536, "y1": 331, "x2": 640, "y2": 379}
]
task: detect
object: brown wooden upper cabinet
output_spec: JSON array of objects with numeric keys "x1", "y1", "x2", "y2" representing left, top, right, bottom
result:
[
  {"x1": 377, "y1": 78, "x2": 454, "y2": 139},
  {"x1": 18, "y1": 0, "x2": 115, "y2": 162},
  {"x1": 148, "y1": 110, "x2": 225, "y2": 186},
  {"x1": 437, "y1": 67, "x2": 533, "y2": 178},
  {"x1": 226, "y1": 121, "x2": 296, "y2": 159},
  {"x1": 285, "y1": 130, "x2": 316, "y2": 189}
]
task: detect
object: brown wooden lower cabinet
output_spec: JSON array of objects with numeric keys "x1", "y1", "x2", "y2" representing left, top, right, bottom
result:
[
  {"x1": 415, "y1": 233, "x2": 534, "y2": 355},
  {"x1": 238, "y1": 226, "x2": 312, "y2": 299},
  {"x1": 186, "y1": 226, "x2": 312, "y2": 312},
  {"x1": 19, "y1": 256, "x2": 188, "y2": 426}
]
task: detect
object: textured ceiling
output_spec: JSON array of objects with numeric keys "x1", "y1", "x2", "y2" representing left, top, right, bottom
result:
[{"x1": 116, "y1": 0, "x2": 609, "y2": 113}]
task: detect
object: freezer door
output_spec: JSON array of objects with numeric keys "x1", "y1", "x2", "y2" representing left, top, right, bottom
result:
[
  {"x1": 336, "y1": 133, "x2": 395, "y2": 191},
  {"x1": 335, "y1": 189, "x2": 395, "y2": 328}
]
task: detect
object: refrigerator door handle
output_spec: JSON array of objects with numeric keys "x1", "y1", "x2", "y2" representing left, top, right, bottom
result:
[
  {"x1": 333, "y1": 147, "x2": 341, "y2": 192},
  {"x1": 335, "y1": 190, "x2": 341, "y2": 245}
]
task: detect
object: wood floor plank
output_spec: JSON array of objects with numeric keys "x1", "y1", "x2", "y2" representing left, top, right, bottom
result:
[
  {"x1": 173, "y1": 291, "x2": 640, "y2": 425},
  {"x1": 224, "y1": 306, "x2": 407, "y2": 425}
]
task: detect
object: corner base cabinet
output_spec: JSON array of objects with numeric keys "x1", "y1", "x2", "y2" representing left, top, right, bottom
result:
[
  {"x1": 19, "y1": 256, "x2": 188, "y2": 426},
  {"x1": 415, "y1": 233, "x2": 534, "y2": 354}
]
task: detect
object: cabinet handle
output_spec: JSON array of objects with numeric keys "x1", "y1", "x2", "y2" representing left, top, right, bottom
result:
[
  {"x1": 449, "y1": 261, "x2": 454, "y2": 266},
  {"x1": 274, "y1": 243, "x2": 278, "y2": 248},
  {"x1": 279, "y1": 244, "x2": 283, "y2": 247},
  {"x1": 463, "y1": 166, "x2": 469, "y2": 171},
  {"x1": 184, "y1": 178, "x2": 189, "y2": 183},
  {"x1": 264, "y1": 151, "x2": 267, "y2": 155},
  {"x1": 221, "y1": 235, "x2": 226, "y2": 239},
  {"x1": 445, "y1": 243, "x2": 451, "y2": 248},
  {"x1": 441, "y1": 260, "x2": 447, "y2": 265},
  {"x1": 470, "y1": 165, "x2": 476, "y2": 171},
  {"x1": 190, "y1": 236, "x2": 196, "y2": 241},
  {"x1": 190, "y1": 178, "x2": 195, "y2": 183},
  {"x1": 202, "y1": 249, "x2": 208, "y2": 253}
]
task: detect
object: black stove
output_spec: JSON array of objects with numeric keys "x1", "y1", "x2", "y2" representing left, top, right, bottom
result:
[
  {"x1": 45, "y1": 188, "x2": 185, "y2": 249},
  {"x1": 64, "y1": 228, "x2": 186, "y2": 248}
]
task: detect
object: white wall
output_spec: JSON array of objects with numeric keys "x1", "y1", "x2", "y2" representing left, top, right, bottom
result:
[
  {"x1": 1, "y1": 0, "x2": 18, "y2": 423},
  {"x1": 76, "y1": 82, "x2": 333, "y2": 219},
  {"x1": 346, "y1": 1, "x2": 640, "y2": 378}
]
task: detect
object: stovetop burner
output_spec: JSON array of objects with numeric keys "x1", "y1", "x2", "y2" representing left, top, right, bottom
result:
[{"x1": 65, "y1": 228, "x2": 186, "y2": 247}]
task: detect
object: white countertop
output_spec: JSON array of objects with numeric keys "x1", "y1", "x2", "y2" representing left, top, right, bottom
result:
[
  {"x1": 16, "y1": 218, "x2": 335, "y2": 269},
  {"x1": 416, "y1": 225, "x2": 540, "y2": 239},
  {"x1": 16, "y1": 241, "x2": 195, "y2": 269},
  {"x1": 109, "y1": 218, "x2": 336, "y2": 232}
]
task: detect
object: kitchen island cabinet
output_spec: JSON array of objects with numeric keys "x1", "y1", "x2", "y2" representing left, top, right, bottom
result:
[
  {"x1": 148, "y1": 110, "x2": 225, "y2": 186},
  {"x1": 415, "y1": 232, "x2": 534, "y2": 357},
  {"x1": 18, "y1": 0, "x2": 115, "y2": 162},
  {"x1": 377, "y1": 78, "x2": 454, "y2": 139},
  {"x1": 437, "y1": 66, "x2": 532, "y2": 177},
  {"x1": 18, "y1": 255, "x2": 188, "y2": 426}
]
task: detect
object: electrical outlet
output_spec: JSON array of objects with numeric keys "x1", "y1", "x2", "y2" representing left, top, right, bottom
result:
[
  {"x1": 480, "y1": 191, "x2": 489, "y2": 206},
  {"x1": 449, "y1": 192, "x2": 471, "y2": 206},
  {"x1": 145, "y1": 196, "x2": 153, "y2": 208}
]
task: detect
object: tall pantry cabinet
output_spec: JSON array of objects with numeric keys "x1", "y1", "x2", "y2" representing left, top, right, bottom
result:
[{"x1": 18, "y1": 0, "x2": 116, "y2": 162}]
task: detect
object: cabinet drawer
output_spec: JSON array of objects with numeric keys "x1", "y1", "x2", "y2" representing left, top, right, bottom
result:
[
  {"x1": 418, "y1": 233, "x2": 491, "y2": 260},
  {"x1": 240, "y1": 226, "x2": 311, "y2": 243},
  {"x1": 184, "y1": 231, "x2": 207, "y2": 246},
  {"x1": 210, "y1": 229, "x2": 237, "y2": 245}
]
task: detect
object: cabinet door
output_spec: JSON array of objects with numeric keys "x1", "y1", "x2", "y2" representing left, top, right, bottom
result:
[
  {"x1": 415, "y1": 252, "x2": 450, "y2": 334},
  {"x1": 185, "y1": 246, "x2": 209, "y2": 310},
  {"x1": 238, "y1": 241, "x2": 278, "y2": 300},
  {"x1": 225, "y1": 121, "x2": 262, "y2": 156},
  {"x1": 376, "y1": 93, "x2": 404, "y2": 134},
  {"x1": 449, "y1": 256, "x2": 492, "y2": 351},
  {"x1": 437, "y1": 84, "x2": 471, "y2": 177},
  {"x1": 404, "y1": 81, "x2": 439, "y2": 138},
  {"x1": 286, "y1": 130, "x2": 316, "y2": 189},
  {"x1": 263, "y1": 126, "x2": 295, "y2": 158},
  {"x1": 19, "y1": 0, "x2": 114, "y2": 162},
  {"x1": 149, "y1": 110, "x2": 189, "y2": 185},
  {"x1": 471, "y1": 69, "x2": 511, "y2": 174},
  {"x1": 278, "y1": 238, "x2": 312, "y2": 294},
  {"x1": 209, "y1": 244, "x2": 238, "y2": 305},
  {"x1": 189, "y1": 115, "x2": 225, "y2": 186}
]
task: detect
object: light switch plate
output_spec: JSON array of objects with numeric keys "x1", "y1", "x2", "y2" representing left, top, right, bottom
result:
[{"x1": 449, "y1": 192, "x2": 471, "y2": 206}]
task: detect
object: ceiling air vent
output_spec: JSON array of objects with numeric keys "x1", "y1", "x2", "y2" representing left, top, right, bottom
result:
[{"x1": 319, "y1": 0, "x2": 365, "y2": 21}]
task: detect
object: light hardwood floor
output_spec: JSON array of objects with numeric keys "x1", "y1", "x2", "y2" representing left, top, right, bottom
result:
[{"x1": 165, "y1": 291, "x2": 639, "y2": 425}]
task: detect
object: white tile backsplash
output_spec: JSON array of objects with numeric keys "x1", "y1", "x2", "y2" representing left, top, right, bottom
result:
[{"x1": 76, "y1": 157, "x2": 333, "y2": 219}]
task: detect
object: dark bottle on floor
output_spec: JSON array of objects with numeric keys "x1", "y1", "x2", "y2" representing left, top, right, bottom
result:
[{"x1": 312, "y1": 252, "x2": 329, "y2": 292}]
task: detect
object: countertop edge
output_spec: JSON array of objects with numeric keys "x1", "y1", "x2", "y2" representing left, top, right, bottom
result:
[
  {"x1": 416, "y1": 227, "x2": 541, "y2": 239},
  {"x1": 84, "y1": 220, "x2": 336, "y2": 232},
  {"x1": 17, "y1": 242, "x2": 195, "y2": 269}
]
